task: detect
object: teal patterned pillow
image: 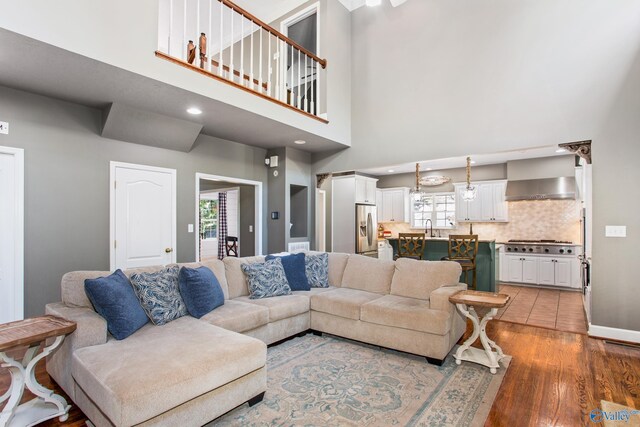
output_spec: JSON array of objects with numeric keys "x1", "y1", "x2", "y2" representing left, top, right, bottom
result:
[
  {"x1": 241, "y1": 258, "x2": 292, "y2": 299},
  {"x1": 306, "y1": 253, "x2": 329, "y2": 288},
  {"x1": 130, "y1": 266, "x2": 188, "y2": 325}
]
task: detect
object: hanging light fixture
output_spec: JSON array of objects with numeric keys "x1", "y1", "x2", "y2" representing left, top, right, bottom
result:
[
  {"x1": 462, "y1": 156, "x2": 477, "y2": 201},
  {"x1": 409, "y1": 163, "x2": 426, "y2": 199}
]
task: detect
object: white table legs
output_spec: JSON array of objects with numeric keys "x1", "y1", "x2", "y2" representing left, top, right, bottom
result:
[
  {"x1": 0, "y1": 335, "x2": 70, "y2": 427},
  {"x1": 454, "y1": 304, "x2": 506, "y2": 374}
]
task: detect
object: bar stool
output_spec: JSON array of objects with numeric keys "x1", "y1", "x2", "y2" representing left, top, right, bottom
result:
[
  {"x1": 442, "y1": 235, "x2": 479, "y2": 290},
  {"x1": 225, "y1": 236, "x2": 239, "y2": 257},
  {"x1": 395, "y1": 233, "x2": 426, "y2": 260}
]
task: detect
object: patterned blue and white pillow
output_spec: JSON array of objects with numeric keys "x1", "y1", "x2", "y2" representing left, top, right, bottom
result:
[
  {"x1": 241, "y1": 258, "x2": 292, "y2": 299},
  {"x1": 130, "y1": 266, "x2": 188, "y2": 325},
  {"x1": 305, "y1": 253, "x2": 329, "y2": 288}
]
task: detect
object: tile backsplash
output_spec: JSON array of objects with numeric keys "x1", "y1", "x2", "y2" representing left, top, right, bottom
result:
[{"x1": 381, "y1": 199, "x2": 582, "y2": 244}]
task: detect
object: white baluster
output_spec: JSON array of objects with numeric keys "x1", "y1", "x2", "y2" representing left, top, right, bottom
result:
[
  {"x1": 240, "y1": 16, "x2": 244, "y2": 85},
  {"x1": 230, "y1": 6, "x2": 234, "y2": 82},
  {"x1": 219, "y1": 0, "x2": 224, "y2": 76},
  {"x1": 297, "y1": 49, "x2": 301, "y2": 109},
  {"x1": 259, "y1": 28, "x2": 263, "y2": 92},
  {"x1": 208, "y1": 0, "x2": 212, "y2": 71},
  {"x1": 304, "y1": 54, "x2": 308, "y2": 112},
  {"x1": 267, "y1": 33, "x2": 272, "y2": 97},
  {"x1": 168, "y1": 0, "x2": 173, "y2": 56},
  {"x1": 275, "y1": 39, "x2": 281, "y2": 101},
  {"x1": 250, "y1": 22, "x2": 254, "y2": 90},
  {"x1": 311, "y1": 60, "x2": 315, "y2": 115},
  {"x1": 290, "y1": 45, "x2": 294, "y2": 106},
  {"x1": 183, "y1": 0, "x2": 187, "y2": 60}
]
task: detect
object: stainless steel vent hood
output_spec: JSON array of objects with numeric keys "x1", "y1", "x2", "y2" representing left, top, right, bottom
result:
[{"x1": 505, "y1": 177, "x2": 576, "y2": 201}]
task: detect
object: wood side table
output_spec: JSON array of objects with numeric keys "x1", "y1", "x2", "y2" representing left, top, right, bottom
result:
[
  {"x1": 0, "y1": 315, "x2": 76, "y2": 427},
  {"x1": 449, "y1": 290, "x2": 510, "y2": 374}
]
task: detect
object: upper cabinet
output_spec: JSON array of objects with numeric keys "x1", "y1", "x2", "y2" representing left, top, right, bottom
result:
[
  {"x1": 377, "y1": 188, "x2": 410, "y2": 222},
  {"x1": 355, "y1": 176, "x2": 378, "y2": 204},
  {"x1": 455, "y1": 180, "x2": 508, "y2": 222}
]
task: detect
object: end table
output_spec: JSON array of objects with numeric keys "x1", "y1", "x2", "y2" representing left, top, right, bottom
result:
[
  {"x1": 0, "y1": 315, "x2": 76, "y2": 427},
  {"x1": 449, "y1": 290, "x2": 510, "y2": 374}
]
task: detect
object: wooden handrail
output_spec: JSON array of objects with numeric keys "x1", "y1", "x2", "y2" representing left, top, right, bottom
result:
[{"x1": 219, "y1": 0, "x2": 327, "y2": 69}]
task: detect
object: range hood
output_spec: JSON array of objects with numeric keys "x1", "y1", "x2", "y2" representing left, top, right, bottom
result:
[{"x1": 505, "y1": 177, "x2": 576, "y2": 201}]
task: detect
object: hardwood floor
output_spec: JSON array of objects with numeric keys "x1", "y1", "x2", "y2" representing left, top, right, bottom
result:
[
  {"x1": 496, "y1": 284, "x2": 588, "y2": 334},
  {"x1": 1, "y1": 321, "x2": 638, "y2": 426}
]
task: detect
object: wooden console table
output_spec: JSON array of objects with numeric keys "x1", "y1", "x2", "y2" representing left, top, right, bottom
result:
[
  {"x1": 0, "y1": 316, "x2": 76, "y2": 427},
  {"x1": 449, "y1": 290, "x2": 510, "y2": 374}
]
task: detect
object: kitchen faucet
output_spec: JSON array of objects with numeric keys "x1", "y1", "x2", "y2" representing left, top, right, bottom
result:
[{"x1": 425, "y1": 219, "x2": 435, "y2": 238}]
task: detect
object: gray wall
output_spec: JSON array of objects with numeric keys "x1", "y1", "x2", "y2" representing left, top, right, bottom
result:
[
  {"x1": 507, "y1": 155, "x2": 575, "y2": 181},
  {"x1": 199, "y1": 180, "x2": 256, "y2": 257},
  {"x1": 376, "y1": 164, "x2": 507, "y2": 192},
  {"x1": 0, "y1": 85, "x2": 268, "y2": 317}
]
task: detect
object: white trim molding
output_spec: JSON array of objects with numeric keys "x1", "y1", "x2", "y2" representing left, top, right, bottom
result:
[
  {"x1": 0, "y1": 146, "x2": 24, "y2": 321},
  {"x1": 589, "y1": 324, "x2": 640, "y2": 344},
  {"x1": 195, "y1": 173, "x2": 263, "y2": 260}
]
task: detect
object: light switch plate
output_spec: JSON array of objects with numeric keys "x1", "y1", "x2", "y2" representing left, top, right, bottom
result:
[
  {"x1": 249, "y1": 225, "x2": 253, "y2": 233},
  {"x1": 0, "y1": 121, "x2": 8, "y2": 135},
  {"x1": 188, "y1": 224, "x2": 194, "y2": 233},
  {"x1": 605, "y1": 225, "x2": 627, "y2": 238}
]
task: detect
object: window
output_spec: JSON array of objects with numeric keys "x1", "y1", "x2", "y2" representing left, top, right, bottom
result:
[
  {"x1": 411, "y1": 193, "x2": 456, "y2": 229},
  {"x1": 199, "y1": 199, "x2": 218, "y2": 240}
]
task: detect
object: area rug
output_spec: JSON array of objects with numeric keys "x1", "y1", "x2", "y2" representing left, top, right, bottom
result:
[{"x1": 211, "y1": 334, "x2": 510, "y2": 426}]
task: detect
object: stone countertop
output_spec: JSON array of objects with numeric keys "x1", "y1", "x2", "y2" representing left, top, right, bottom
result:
[
  {"x1": 386, "y1": 236, "x2": 496, "y2": 243},
  {"x1": 497, "y1": 241, "x2": 583, "y2": 247}
]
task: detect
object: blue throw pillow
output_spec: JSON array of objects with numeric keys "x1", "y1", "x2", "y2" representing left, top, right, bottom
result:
[
  {"x1": 84, "y1": 270, "x2": 149, "y2": 340},
  {"x1": 241, "y1": 258, "x2": 292, "y2": 299},
  {"x1": 178, "y1": 266, "x2": 225, "y2": 318},
  {"x1": 130, "y1": 266, "x2": 188, "y2": 325},
  {"x1": 306, "y1": 253, "x2": 330, "y2": 288},
  {"x1": 265, "y1": 253, "x2": 310, "y2": 291}
]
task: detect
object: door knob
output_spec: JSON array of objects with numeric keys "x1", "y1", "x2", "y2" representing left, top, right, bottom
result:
[{"x1": 165, "y1": 248, "x2": 173, "y2": 253}]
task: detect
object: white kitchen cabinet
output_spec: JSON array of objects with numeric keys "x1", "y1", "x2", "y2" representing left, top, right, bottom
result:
[
  {"x1": 455, "y1": 180, "x2": 508, "y2": 222},
  {"x1": 505, "y1": 254, "x2": 580, "y2": 288},
  {"x1": 537, "y1": 258, "x2": 556, "y2": 285},
  {"x1": 376, "y1": 190, "x2": 383, "y2": 221},
  {"x1": 506, "y1": 255, "x2": 538, "y2": 284},
  {"x1": 554, "y1": 259, "x2": 572, "y2": 287},
  {"x1": 378, "y1": 240, "x2": 393, "y2": 261},
  {"x1": 377, "y1": 187, "x2": 409, "y2": 222},
  {"x1": 355, "y1": 176, "x2": 377, "y2": 204}
]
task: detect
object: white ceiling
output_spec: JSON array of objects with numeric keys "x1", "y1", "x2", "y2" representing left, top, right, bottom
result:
[
  {"x1": 359, "y1": 145, "x2": 573, "y2": 176},
  {"x1": 338, "y1": 0, "x2": 409, "y2": 12}
]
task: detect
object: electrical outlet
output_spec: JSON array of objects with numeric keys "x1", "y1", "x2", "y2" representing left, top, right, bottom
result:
[
  {"x1": 188, "y1": 224, "x2": 194, "y2": 233},
  {"x1": 605, "y1": 226, "x2": 627, "y2": 238},
  {"x1": 0, "y1": 121, "x2": 8, "y2": 135}
]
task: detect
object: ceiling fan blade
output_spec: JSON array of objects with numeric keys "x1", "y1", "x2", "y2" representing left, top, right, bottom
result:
[{"x1": 389, "y1": 0, "x2": 409, "y2": 7}]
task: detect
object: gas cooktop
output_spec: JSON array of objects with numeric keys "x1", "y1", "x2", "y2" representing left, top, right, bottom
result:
[
  {"x1": 508, "y1": 239, "x2": 573, "y2": 244},
  {"x1": 504, "y1": 240, "x2": 578, "y2": 255}
]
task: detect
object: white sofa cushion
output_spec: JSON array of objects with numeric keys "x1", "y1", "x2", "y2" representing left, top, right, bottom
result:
[
  {"x1": 234, "y1": 294, "x2": 310, "y2": 323},
  {"x1": 340, "y1": 254, "x2": 395, "y2": 294},
  {"x1": 71, "y1": 317, "x2": 266, "y2": 426},
  {"x1": 310, "y1": 288, "x2": 384, "y2": 320},
  {"x1": 390, "y1": 259, "x2": 462, "y2": 300},
  {"x1": 360, "y1": 294, "x2": 452, "y2": 335},
  {"x1": 200, "y1": 300, "x2": 269, "y2": 332}
]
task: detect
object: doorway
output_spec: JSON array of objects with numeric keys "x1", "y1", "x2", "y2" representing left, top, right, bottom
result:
[
  {"x1": 315, "y1": 189, "x2": 326, "y2": 252},
  {"x1": 281, "y1": 3, "x2": 320, "y2": 115},
  {"x1": 195, "y1": 174, "x2": 263, "y2": 261},
  {"x1": 0, "y1": 146, "x2": 24, "y2": 323},
  {"x1": 110, "y1": 162, "x2": 177, "y2": 270}
]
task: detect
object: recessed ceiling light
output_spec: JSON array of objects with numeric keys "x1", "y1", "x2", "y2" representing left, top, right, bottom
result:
[
  {"x1": 294, "y1": 140, "x2": 306, "y2": 145},
  {"x1": 425, "y1": 168, "x2": 433, "y2": 171},
  {"x1": 187, "y1": 107, "x2": 202, "y2": 115},
  {"x1": 470, "y1": 161, "x2": 477, "y2": 164},
  {"x1": 556, "y1": 148, "x2": 567, "y2": 153},
  {"x1": 388, "y1": 169, "x2": 395, "y2": 173},
  {"x1": 366, "y1": 0, "x2": 382, "y2": 6}
]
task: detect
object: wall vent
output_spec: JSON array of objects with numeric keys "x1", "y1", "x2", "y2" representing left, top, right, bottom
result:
[{"x1": 288, "y1": 242, "x2": 310, "y2": 252}]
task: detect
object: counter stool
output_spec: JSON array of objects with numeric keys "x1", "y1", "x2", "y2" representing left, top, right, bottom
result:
[
  {"x1": 442, "y1": 234, "x2": 479, "y2": 290},
  {"x1": 395, "y1": 233, "x2": 426, "y2": 260}
]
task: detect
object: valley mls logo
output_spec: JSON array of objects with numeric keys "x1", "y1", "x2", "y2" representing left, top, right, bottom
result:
[{"x1": 590, "y1": 408, "x2": 640, "y2": 423}]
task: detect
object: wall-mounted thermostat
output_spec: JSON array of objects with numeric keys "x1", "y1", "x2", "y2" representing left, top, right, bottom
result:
[{"x1": 0, "y1": 121, "x2": 8, "y2": 135}]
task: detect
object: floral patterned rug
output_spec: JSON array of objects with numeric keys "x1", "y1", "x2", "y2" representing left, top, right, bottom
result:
[{"x1": 211, "y1": 334, "x2": 510, "y2": 427}]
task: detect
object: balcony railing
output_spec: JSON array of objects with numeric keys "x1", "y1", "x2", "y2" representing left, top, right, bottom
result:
[{"x1": 156, "y1": 0, "x2": 328, "y2": 122}]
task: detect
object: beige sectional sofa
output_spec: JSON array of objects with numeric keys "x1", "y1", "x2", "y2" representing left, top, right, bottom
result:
[{"x1": 45, "y1": 252, "x2": 466, "y2": 427}]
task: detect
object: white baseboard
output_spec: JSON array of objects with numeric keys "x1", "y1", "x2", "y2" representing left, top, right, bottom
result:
[{"x1": 589, "y1": 323, "x2": 640, "y2": 343}]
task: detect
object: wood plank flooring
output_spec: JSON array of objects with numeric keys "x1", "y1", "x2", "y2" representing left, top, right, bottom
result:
[
  {"x1": 1, "y1": 321, "x2": 638, "y2": 426},
  {"x1": 497, "y1": 284, "x2": 588, "y2": 334}
]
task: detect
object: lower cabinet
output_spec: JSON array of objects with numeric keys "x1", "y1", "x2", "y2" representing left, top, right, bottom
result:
[{"x1": 504, "y1": 254, "x2": 579, "y2": 288}]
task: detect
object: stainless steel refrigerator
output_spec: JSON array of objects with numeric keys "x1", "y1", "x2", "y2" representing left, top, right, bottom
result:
[{"x1": 356, "y1": 204, "x2": 378, "y2": 258}]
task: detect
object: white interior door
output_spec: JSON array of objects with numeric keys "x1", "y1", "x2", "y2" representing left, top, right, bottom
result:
[
  {"x1": 111, "y1": 162, "x2": 176, "y2": 270},
  {"x1": 0, "y1": 147, "x2": 24, "y2": 323}
]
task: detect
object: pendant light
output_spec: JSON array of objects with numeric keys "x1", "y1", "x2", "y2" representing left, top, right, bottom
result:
[
  {"x1": 409, "y1": 163, "x2": 426, "y2": 199},
  {"x1": 461, "y1": 156, "x2": 477, "y2": 201}
]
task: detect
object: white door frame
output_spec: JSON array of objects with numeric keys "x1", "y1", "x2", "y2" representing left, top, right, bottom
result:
[
  {"x1": 315, "y1": 189, "x2": 326, "y2": 252},
  {"x1": 279, "y1": 2, "x2": 321, "y2": 109},
  {"x1": 0, "y1": 146, "x2": 24, "y2": 321},
  {"x1": 195, "y1": 173, "x2": 263, "y2": 260},
  {"x1": 200, "y1": 187, "x2": 241, "y2": 260},
  {"x1": 110, "y1": 161, "x2": 177, "y2": 270}
]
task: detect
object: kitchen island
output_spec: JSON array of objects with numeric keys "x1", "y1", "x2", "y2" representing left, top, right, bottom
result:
[{"x1": 386, "y1": 237, "x2": 497, "y2": 292}]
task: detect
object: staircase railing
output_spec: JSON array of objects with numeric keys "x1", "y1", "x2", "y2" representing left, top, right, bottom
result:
[{"x1": 156, "y1": 0, "x2": 327, "y2": 122}]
